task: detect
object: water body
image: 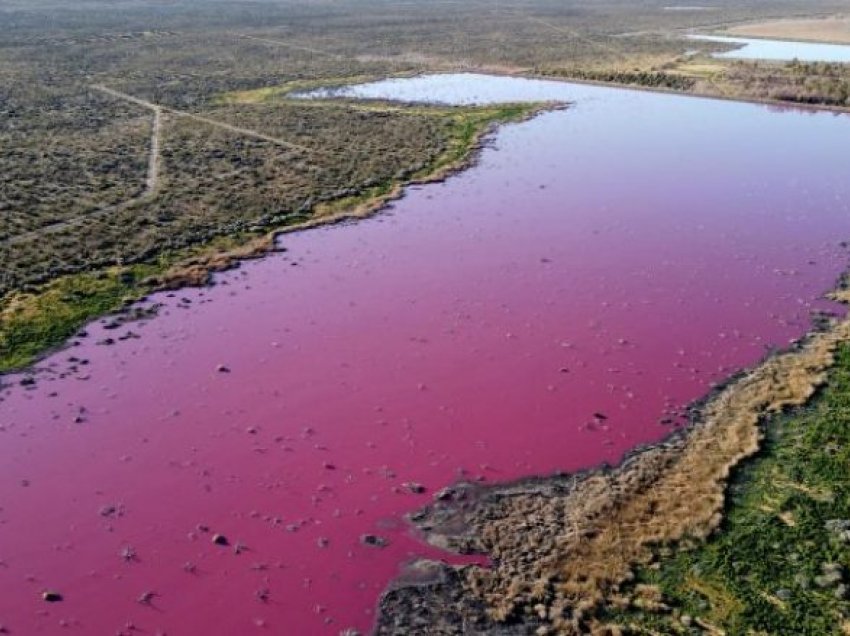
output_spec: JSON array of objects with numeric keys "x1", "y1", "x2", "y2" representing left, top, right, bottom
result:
[
  {"x1": 1, "y1": 74, "x2": 849, "y2": 634},
  {"x1": 689, "y1": 33, "x2": 850, "y2": 62}
]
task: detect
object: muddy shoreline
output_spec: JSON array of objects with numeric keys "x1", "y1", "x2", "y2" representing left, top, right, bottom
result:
[{"x1": 374, "y1": 283, "x2": 850, "y2": 635}]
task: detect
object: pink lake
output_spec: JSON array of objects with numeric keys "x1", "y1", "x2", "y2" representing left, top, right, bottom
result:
[{"x1": 1, "y1": 74, "x2": 850, "y2": 634}]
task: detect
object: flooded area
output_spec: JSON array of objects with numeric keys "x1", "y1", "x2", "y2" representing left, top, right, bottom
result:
[
  {"x1": 2, "y1": 74, "x2": 850, "y2": 634},
  {"x1": 689, "y1": 33, "x2": 850, "y2": 62}
]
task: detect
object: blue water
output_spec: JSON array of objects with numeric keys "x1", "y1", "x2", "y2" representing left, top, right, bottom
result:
[{"x1": 689, "y1": 34, "x2": 850, "y2": 63}]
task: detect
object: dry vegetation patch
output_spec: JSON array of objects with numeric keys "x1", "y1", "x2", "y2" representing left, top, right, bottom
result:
[
  {"x1": 728, "y1": 15, "x2": 850, "y2": 44},
  {"x1": 378, "y1": 291, "x2": 850, "y2": 635}
]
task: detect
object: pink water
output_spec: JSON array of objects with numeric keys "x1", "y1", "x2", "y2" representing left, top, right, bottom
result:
[{"x1": 2, "y1": 74, "x2": 849, "y2": 634}]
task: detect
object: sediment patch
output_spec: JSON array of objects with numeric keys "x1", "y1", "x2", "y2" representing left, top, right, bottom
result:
[{"x1": 378, "y1": 288, "x2": 850, "y2": 635}]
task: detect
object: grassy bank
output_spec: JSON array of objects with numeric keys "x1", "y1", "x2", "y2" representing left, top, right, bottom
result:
[
  {"x1": 609, "y1": 343, "x2": 850, "y2": 634},
  {"x1": 0, "y1": 99, "x2": 541, "y2": 375},
  {"x1": 0, "y1": 232, "x2": 252, "y2": 374},
  {"x1": 0, "y1": 266, "x2": 159, "y2": 373},
  {"x1": 309, "y1": 102, "x2": 547, "y2": 219}
]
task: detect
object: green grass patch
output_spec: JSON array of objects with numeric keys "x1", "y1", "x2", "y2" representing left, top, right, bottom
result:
[
  {"x1": 313, "y1": 102, "x2": 543, "y2": 217},
  {"x1": 0, "y1": 231, "x2": 267, "y2": 373},
  {"x1": 417, "y1": 103, "x2": 543, "y2": 178},
  {"x1": 0, "y1": 264, "x2": 161, "y2": 373},
  {"x1": 608, "y1": 343, "x2": 850, "y2": 634}
]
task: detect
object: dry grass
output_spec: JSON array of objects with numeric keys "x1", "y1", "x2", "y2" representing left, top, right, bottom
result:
[
  {"x1": 408, "y1": 290, "x2": 850, "y2": 634},
  {"x1": 728, "y1": 16, "x2": 850, "y2": 44}
]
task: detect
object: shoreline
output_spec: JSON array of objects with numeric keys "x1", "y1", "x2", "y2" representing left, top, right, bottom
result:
[
  {"x1": 5, "y1": 68, "x2": 848, "y2": 377},
  {"x1": 519, "y1": 68, "x2": 850, "y2": 116},
  {"x1": 374, "y1": 281, "x2": 850, "y2": 634},
  {"x1": 0, "y1": 98, "x2": 551, "y2": 377}
]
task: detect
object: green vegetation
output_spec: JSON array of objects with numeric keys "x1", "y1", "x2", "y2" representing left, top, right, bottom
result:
[
  {"x1": 608, "y1": 343, "x2": 850, "y2": 634},
  {"x1": 416, "y1": 103, "x2": 542, "y2": 176},
  {"x1": 0, "y1": 266, "x2": 159, "y2": 373},
  {"x1": 724, "y1": 59, "x2": 850, "y2": 107},
  {"x1": 545, "y1": 55, "x2": 850, "y2": 108},
  {"x1": 3, "y1": 2, "x2": 850, "y2": 632},
  {"x1": 1, "y1": 95, "x2": 460, "y2": 295},
  {"x1": 545, "y1": 67, "x2": 696, "y2": 91},
  {"x1": 0, "y1": 97, "x2": 537, "y2": 373}
]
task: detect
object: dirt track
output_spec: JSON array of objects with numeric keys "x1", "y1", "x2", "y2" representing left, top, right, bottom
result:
[
  {"x1": 1, "y1": 84, "x2": 322, "y2": 246},
  {"x1": 92, "y1": 84, "x2": 318, "y2": 154}
]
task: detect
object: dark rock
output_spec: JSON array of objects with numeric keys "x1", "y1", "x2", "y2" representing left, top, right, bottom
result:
[
  {"x1": 434, "y1": 486, "x2": 466, "y2": 502},
  {"x1": 212, "y1": 534, "x2": 229, "y2": 546},
  {"x1": 137, "y1": 591, "x2": 155, "y2": 605},
  {"x1": 361, "y1": 534, "x2": 389, "y2": 548}
]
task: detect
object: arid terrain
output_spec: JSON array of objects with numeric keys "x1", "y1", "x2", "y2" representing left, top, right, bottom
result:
[{"x1": 729, "y1": 15, "x2": 850, "y2": 43}]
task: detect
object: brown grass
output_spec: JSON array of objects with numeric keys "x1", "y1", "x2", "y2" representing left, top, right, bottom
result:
[
  {"x1": 728, "y1": 16, "x2": 850, "y2": 44},
  {"x1": 409, "y1": 289, "x2": 850, "y2": 634},
  {"x1": 151, "y1": 234, "x2": 277, "y2": 289}
]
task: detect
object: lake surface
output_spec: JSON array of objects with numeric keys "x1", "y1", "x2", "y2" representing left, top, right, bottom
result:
[
  {"x1": 1, "y1": 74, "x2": 849, "y2": 634},
  {"x1": 689, "y1": 33, "x2": 850, "y2": 62}
]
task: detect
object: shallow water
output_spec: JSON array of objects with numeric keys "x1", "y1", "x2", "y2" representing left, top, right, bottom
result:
[
  {"x1": 689, "y1": 33, "x2": 850, "y2": 62},
  {"x1": 2, "y1": 74, "x2": 849, "y2": 634}
]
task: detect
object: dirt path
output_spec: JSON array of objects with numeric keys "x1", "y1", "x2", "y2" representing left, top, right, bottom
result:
[
  {"x1": 92, "y1": 84, "x2": 319, "y2": 155},
  {"x1": 525, "y1": 16, "x2": 627, "y2": 59},
  {"x1": 1, "y1": 85, "x2": 321, "y2": 247},
  {"x1": 173, "y1": 108, "x2": 319, "y2": 154},
  {"x1": 146, "y1": 105, "x2": 161, "y2": 195},
  {"x1": 3, "y1": 194, "x2": 145, "y2": 247},
  {"x1": 1, "y1": 100, "x2": 163, "y2": 247}
]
